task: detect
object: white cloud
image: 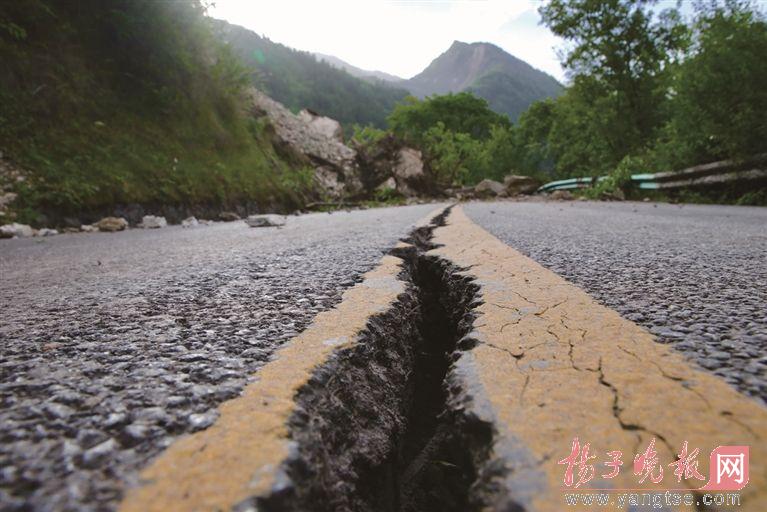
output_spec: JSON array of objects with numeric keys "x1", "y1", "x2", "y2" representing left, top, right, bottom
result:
[{"x1": 208, "y1": 0, "x2": 567, "y2": 81}]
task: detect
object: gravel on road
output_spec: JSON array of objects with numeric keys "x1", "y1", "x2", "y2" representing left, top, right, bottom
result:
[
  {"x1": 0, "y1": 204, "x2": 439, "y2": 511},
  {"x1": 465, "y1": 199, "x2": 767, "y2": 403}
]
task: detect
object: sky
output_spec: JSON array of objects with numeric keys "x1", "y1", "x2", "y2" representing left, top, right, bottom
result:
[{"x1": 208, "y1": 0, "x2": 568, "y2": 82}]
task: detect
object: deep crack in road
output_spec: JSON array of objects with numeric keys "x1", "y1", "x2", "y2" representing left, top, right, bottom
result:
[
  {"x1": 2, "y1": 199, "x2": 765, "y2": 512},
  {"x1": 0, "y1": 204, "x2": 440, "y2": 511}
]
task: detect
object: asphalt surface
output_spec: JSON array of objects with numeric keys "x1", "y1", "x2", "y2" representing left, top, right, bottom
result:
[
  {"x1": 0, "y1": 204, "x2": 439, "y2": 512},
  {"x1": 465, "y1": 199, "x2": 767, "y2": 403},
  {"x1": 3, "y1": 199, "x2": 766, "y2": 511}
]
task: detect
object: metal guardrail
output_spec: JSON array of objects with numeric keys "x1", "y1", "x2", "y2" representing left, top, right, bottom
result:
[
  {"x1": 537, "y1": 176, "x2": 606, "y2": 192},
  {"x1": 538, "y1": 156, "x2": 767, "y2": 193}
]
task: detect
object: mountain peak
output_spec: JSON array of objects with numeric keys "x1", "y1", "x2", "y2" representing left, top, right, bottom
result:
[
  {"x1": 453, "y1": 40, "x2": 494, "y2": 48},
  {"x1": 404, "y1": 41, "x2": 563, "y2": 120},
  {"x1": 314, "y1": 52, "x2": 404, "y2": 83}
]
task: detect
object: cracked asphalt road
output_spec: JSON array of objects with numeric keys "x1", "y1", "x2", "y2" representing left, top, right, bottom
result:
[
  {"x1": 3, "y1": 199, "x2": 765, "y2": 511},
  {"x1": 0, "y1": 204, "x2": 439, "y2": 512},
  {"x1": 465, "y1": 199, "x2": 767, "y2": 403}
]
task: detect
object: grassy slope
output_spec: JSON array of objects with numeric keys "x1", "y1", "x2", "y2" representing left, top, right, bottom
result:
[{"x1": 0, "y1": 1, "x2": 313, "y2": 224}]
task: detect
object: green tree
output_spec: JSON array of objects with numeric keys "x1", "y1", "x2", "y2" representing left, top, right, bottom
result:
[
  {"x1": 421, "y1": 122, "x2": 484, "y2": 187},
  {"x1": 387, "y1": 92, "x2": 510, "y2": 145},
  {"x1": 664, "y1": 1, "x2": 767, "y2": 163},
  {"x1": 540, "y1": 0, "x2": 688, "y2": 161},
  {"x1": 509, "y1": 99, "x2": 557, "y2": 176},
  {"x1": 546, "y1": 78, "x2": 617, "y2": 177},
  {"x1": 350, "y1": 124, "x2": 386, "y2": 146}
]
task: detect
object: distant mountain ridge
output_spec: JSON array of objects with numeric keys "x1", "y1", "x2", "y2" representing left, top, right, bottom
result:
[
  {"x1": 314, "y1": 53, "x2": 404, "y2": 84},
  {"x1": 316, "y1": 41, "x2": 564, "y2": 121},
  {"x1": 212, "y1": 20, "x2": 409, "y2": 128},
  {"x1": 214, "y1": 20, "x2": 562, "y2": 125},
  {"x1": 404, "y1": 41, "x2": 563, "y2": 120}
]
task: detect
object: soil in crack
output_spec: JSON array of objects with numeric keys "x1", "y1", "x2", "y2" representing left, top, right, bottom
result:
[
  {"x1": 394, "y1": 255, "x2": 478, "y2": 512},
  {"x1": 255, "y1": 211, "x2": 488, "y2": 512}
]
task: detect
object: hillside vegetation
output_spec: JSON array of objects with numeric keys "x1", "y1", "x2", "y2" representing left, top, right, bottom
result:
[
  {"x1": 0, "y1": 0, "x2": 313, "y2": 224},
  {"x1": 215, "y1": 28, "x2": 563, "y2": 126},
  {"x1": 214, "y1": 20, "x2": 410, "y2": 129},
  {"x1": 515, "y1": 0, "x2": 767, "y2": 202},
  {"x1": 354, "y1": 1, "x2": 766, "y2": 204}
]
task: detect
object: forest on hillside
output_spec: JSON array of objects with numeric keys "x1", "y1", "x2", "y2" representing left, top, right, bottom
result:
[
  {"x1": 213, "y1": 19, "x2": 410, "y2": 129},
  {"x1": 0, "y1": 0, "x2": 315, "y2": 223},
  {"x1": 534, "y1": 0, "x2": 767, "y2": 183}
]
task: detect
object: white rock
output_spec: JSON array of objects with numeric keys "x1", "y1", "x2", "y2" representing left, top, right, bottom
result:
[
  {"x1": 0, "y1": 223, "x2": 34, "y2": 238},
  {"x1": 139, "y1": 215, "x2": 167, "y2": 229},
  {"x1": 37, "y1": 228, "x2": 59, "y2": 237},
  {"x1": 376, "y1": 177, "x2": 397, "y2": 192},
  {"x1": 245, "y1": 214, "x2": 286, "y2": 228},
  {"x1": 80, "y1": 224, "x2": 98, "y2": 233},
  {"x1": 95, "y1": 217, "x2": 128, "y2": 232},
  {"x1": 181, "y1": 216, "x2": 199, "y2": 228},
  {"x1": 392, "y1": 148, "x2": 425, "y2": 197},
  {"x1": 298, "y1": 109, "x2": 344, "y2": 141},
  {"x1": 474, "y1": 179, "x2": 505, "y2": 197},
  {"x1": 503, "y1": 175, "x2": 541, "y2": 195},
  {"x1": 313, "y1": 166, "x2": 345, "y2": 198},
  {"x1": 248, "y1": 89, "x2": 361, "y2": 199}
]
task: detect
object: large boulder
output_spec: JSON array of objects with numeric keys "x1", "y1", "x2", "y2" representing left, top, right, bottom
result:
[
  {"x1": 352, "y1": 134, "x2": 435, "y2": 197},
  {"x1": 245, "y1": 214, "x2": 285, "y2": 228},
  {"x1": 139, "y1": 215, "x2": 167, "y2": 229},
  {"x1": 248, "y1": 88, "x2": 362, "y2": 199},
  {"x1": 503, "y1": 175, "x2": 541, "y2": 196},
  {"x1": 219, "y1": 211, "x2": 240, "y2": 222},
  {"x1": 298, "y1": 109, "x2": 343, "y2": 142},
  {"x1": 474, "y1": 179, "x2": 505, "y2": 197},
  {"x1": 392, "y1": 148, "x2": 426, "y2": 197},
  {"x1": 181, "y1": 216, "x2": 199, "y2": 228},
  {"x1": 0, "y1": 222, "x2": 34, "y2": 238},
  {"x1": 95, "y1": 217, "x2": 128, "y2": 232},
  {"x1": 313, "y1": 166, "x2": 346, "y2": 198}
]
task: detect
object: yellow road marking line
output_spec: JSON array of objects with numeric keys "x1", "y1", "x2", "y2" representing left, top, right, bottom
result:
[
  {"x1": 119, "y1": 207, "x2": 444, "y2": 512},
  {"x1": 120, "y1": 204, "x2": 765, "y2": 511},
  {"x1": 433, "y1": 206, "x2": 765, "y2": 511}
]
